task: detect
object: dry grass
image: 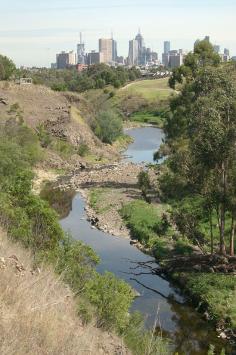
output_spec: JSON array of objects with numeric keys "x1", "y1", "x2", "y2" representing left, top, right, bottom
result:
[{"x1": 0, "y1": 230, "x2": 130, "y2": 355}]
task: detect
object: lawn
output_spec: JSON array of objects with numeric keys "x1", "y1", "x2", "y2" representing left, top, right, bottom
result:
[{"x1": 120, "y1": 78, "x2": 174, "y2": 102}]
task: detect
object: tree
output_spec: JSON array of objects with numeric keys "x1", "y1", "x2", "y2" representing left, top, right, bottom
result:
[
  {"x1": 164, "y1": 65, "x2": 236, "y2": 255},
  {"x1": 0, "y1": 54, "x2": 16, "y2": 80},
  {"x1": 169, "y1": 40, "x2": 220, "y2": 89},
  {"x1": 95, "y1": 110, "x2": 123, "y2": 144},
  {"x1": 138, "y1": 171, "x2": 151, "y2": 203}
]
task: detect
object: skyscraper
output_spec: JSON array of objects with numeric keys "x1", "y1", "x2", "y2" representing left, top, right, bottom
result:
[
  {"x1": 99, "y1": 38, "x2": 113, "y2": 63},
  {"x1": 213, "y1": 45, "x2": 220, "y2": 54},
  {"x1": 56, "y1": 51, "x2": 76, "y2": 69},
  {"x1": 77, "y1": 33, "x2": 86, "y2": 64},
  {"x1": 135, "y1": 31, "x2": 146, "y2": 65},
  {"x1": 224, "y1": 48, "x2": 230, "y2": 56},
  {"x1": 112, "y1": 39, "x2": 117, "y2": 62},
  {"x1": 164, "y1": 41, "x2": 170, "y2": 54},
  {"x1": 128, "y1": 39, "x2": 139, "y2": 66}
]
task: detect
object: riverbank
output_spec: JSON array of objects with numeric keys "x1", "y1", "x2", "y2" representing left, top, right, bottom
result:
[{"x1": 0, "y1": 228, "x2": 131, "y2": 355}]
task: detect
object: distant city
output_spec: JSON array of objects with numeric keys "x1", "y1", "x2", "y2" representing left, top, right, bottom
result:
[{"x1": 52, "y1": 32, "x2": 235, "y2": 71}]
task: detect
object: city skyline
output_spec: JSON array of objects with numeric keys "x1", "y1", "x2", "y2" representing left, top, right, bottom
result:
[{"x1": 0, "y1": 0, "x2": 236, "y2": 67}]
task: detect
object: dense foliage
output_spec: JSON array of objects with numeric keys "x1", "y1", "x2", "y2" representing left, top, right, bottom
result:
[
  {"x1": 20, "y1": 64, "x2": 141, "y2": 93},
  {"x1": 0, "y1": 54, "x2": 16, "y2": 80},
  {"x1": 94, "y1": 109, "x2": 123, "y2": 144},
  {"x1": 0, "y1": 95, "x2": 168, "y2": 353},
  {"x1": 161, "y1": 41, "x2": 236, "y2": 256}
]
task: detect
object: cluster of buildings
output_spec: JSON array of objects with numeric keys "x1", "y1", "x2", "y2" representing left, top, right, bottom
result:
[{"x1": 53, "y1": 33, "x2": 233, "y2": 71}]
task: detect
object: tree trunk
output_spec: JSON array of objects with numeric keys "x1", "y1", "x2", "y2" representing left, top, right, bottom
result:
[
  {"x1": 219, "y1": 163, "x2": 226, "y2": 255},
  {"x1": 230, "y1": 216, "x2": 235, "y2": 256},
  {"x1": 209, "y1": 211, "x2": 214, "y2": 255}
]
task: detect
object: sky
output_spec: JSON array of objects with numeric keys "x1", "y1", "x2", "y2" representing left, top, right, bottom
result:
[{"x1": 0, "y1": 0, "x2": 235, "y2": 67}]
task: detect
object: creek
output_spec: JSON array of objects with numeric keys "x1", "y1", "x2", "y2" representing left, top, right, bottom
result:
[{"x1": 58, "y1": 127, "x2": 231, "y2": 354}]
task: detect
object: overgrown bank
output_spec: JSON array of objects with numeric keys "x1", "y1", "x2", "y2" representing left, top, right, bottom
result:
[{"x1": 0, "y1": 99, "x2": 168, "y2": 353}]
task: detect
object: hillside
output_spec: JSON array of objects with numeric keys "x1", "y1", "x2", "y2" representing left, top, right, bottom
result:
[
  {"x1": 119, "y1": 78, "x2": 174, "y2": 102},
  {"x1": 0, "y1": 229, "x2": 130, "y2": 355},
  {"x1": 0, "y1": 81, "x2": 119, "y2": 169}
]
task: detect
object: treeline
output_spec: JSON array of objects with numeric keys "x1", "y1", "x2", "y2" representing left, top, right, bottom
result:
[
  {"x1": 20, "y1": 64, "x2": 141, "y2": 92},
  {"x1": 160, "y1": 40, "x2": 236, "y2": 256}
]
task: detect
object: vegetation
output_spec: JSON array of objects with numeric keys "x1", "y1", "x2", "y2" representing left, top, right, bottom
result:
[
  {"x1": 163, "y1": 41, "x2": 236, "y2": 256},
  {"x1": 0, "y1": 54, "x2": 16, "y2": 80},
  {"x1": 94, "y1": 109, "x2": 123, "y2": 144},
  {"x1": 0, "y1": 233, "x2": 128, "y2": 355},
  {"x1": 19, "y1": 64, "x2": 141, "y2": 93},
  {"x1": 116, "y1": 78, "x2": 173, "y2": 126},
  {"x1": 0, "y1": 57, "x2": 168, "y2": 352},
  {"x1": 173, "y1": 272, "x2": 236, "y2": 327}
]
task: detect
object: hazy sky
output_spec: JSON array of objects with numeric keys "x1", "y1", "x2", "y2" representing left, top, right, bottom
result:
[{"x1": 0, "y1": 0, "x2": 235, "y2": 67}]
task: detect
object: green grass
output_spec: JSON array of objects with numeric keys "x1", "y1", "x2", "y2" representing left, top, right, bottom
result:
[
  {"x1": 120, "y1": 78, "x2": 174, "y2": 102},
  {"x1": 113, "y1": 134, "x2": 133, "y2": 151},
  {"x1": 130, "y1": 111, "x2": 165, "y2": 127},
  {"x1": 120, "y1": 200, "x2": 172, "y2": 245},
  {"x1": 89, "y1": 188, "x2": 112, "y2": 213},
  {"x1": 175, "y1": 273, "x2": 236, "y2": 328}
]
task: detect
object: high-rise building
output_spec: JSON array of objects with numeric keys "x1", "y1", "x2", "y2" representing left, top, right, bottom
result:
[
  {"x1": 224, "y1": 48, "x2": 230, "y2": 56},
  {"x1": 213, "y1": 45, "x2": 220, "y2": 54},
  {"x1": 99, "y1": 38, "x2": 113, "y2": 63},
  {"x1": 112, "y1": 40, "x2": 118, "y2": 62},
  {"x1": 164, "y1": 41, "x2": 171, "y2": 54},
  {"x1": 86, "y1": 51, "x2": 104, "y2": 65},
  {"x1": 135, "y1": 31, "x2": 146, "y2": 65},
  {"x1": 128, "y1": 39, "x2": 139, "y2": 66},
  {"x1": 77, "y1": 33, "x2": 86, "y2": 64},
  {"x1": 204, "y1": 36, "x2": 210, "y2": 42},
  {"x1": 56, "y1": 51, "x2": 76, "y2": 69},
  {"x1": 162, "y1": 49, "x2": 184, "y2": 68}
]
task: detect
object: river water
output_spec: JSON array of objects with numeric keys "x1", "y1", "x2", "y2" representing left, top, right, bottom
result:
[{"x1": 59, "y1": 127, "x2": 232, "y2": 354}]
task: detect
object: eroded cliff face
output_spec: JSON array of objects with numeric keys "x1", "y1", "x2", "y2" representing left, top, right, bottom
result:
[{"x1": 0, "y1": 82, "x2": 119, "y2": 170}]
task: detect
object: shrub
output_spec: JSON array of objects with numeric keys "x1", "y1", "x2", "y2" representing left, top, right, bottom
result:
[
  {"x1": 85, "y1": 272, "x2": 134, "y2": 332},
  {"x1": 95, "y1": 110, "x2": 123, "y2": 144},
  {"x1": 0, "y1": 54, "x2": 16, "y2": 80},
  {"x1": 78, "y1": 143, "x2": 89, "y2": 157}
]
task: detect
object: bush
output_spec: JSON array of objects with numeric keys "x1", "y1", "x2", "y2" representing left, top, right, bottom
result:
[
  {"x1": 78, "y1": 143, "x2": 90, "y2": 157},
  {"x1": 56, "y1": 236, "x2": 100, "y2": 293},
  {"x1": 95, "y1": 110, "x2": 123, "y2": 144},
  {"x1": 0, "y1": 54, "x2": 16, "y2": 80},
  {"x1": 85, "y1": 272, "x2": 134, "y2": 332}
]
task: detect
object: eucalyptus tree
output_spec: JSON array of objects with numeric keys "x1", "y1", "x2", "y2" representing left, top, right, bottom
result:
[{"x1": 165, "y1": 64, "x2": 236, "y2": 255}]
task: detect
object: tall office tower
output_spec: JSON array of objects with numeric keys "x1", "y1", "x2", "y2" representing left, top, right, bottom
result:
[
  {"x1": 128, "y1": 39, "x2": 139, "y2": 65},
  {"x1": 224, "y1": 48, "x2": 230, "y2": 56},
  {"x1": 112, "y1": 39, "x2": 118, "y2": 62},
  {"x1": 135, "y1": 31, "x2": 147, "y2": 65},
  {"x1": 204, "y1": 36, "x2": 210, "y2": 42},
  {"x1": 56, "y1": 51, "x2": 76, "y2": 69},
  {"x1": 164, "y1": 41, "x2": 171, "y2": 54},
  {"x1": 99, "y1": 38, "x2": 113, "y2": 63},
  {"x1": 213, "y1": 45, "x2": 220, "y2": 54},
  {"x1": 86, "y1": 51, "x2": 104, "y2": 65},
  {"x1": 77, "y1": 33, "x2": 86, "y2": 64}
]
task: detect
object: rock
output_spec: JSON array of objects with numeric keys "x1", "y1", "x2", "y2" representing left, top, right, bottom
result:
[
  {"x1": 130, "y1": 240, "x2": 138, "y2": 245},
  {"x1": 0, "y1": 257, "x2": 6, "y2": 269},
  {"x1": 193, "y1": 265, "x2": 202, "y2": 272},
  {"x1": 203, "y1": 311, "x2": 211, "y2": 321},
  {"x1": 218, "y1": 331, "x2": 227, "y2": 339}
]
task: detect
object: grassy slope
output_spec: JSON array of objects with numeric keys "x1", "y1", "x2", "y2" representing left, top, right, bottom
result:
[
  {"x1": 0, "y1": 229, "x2": 130, "y2": 355},
  {"x1": 120, "y1": 78, "x2": 174, "y2": 101},
  {"x1": 116, "y1": 78, "x2": 174, "y2": 126}
]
